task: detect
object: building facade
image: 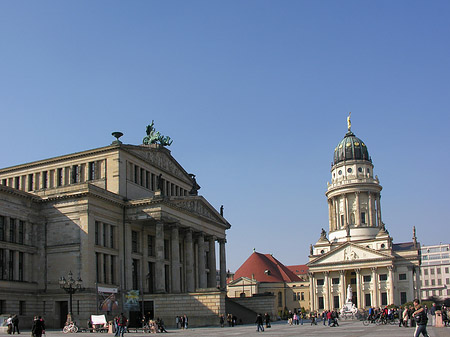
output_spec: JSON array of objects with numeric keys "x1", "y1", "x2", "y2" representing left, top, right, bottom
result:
[
  {"x1": 420, "y1": 243, "x2": 450, "y2": 300},
  {"x1": 307, "y1": 118, "x2": 421, "y2": 312},
  {"x1": 0, "y1": 131, "x2": 230, "y2": 328}
]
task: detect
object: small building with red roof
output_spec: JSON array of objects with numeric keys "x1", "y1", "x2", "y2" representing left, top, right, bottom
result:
[{"x1": 227, "y1": 250, "x2": 310, "y2": 316}]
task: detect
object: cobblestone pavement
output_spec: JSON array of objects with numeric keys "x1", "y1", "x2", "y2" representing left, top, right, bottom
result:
[{"x1": 9, "y1": 320, "x2": 450, "y2": 337}]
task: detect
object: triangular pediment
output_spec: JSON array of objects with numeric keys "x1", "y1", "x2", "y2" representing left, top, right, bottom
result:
[
  {"x1": 308, "y1": 242, "x2": 392, "y2": 267},
  {"x1": 123, "y1": 145, "x2": 192, "y2": 184},
  {"x1": 228, "y1": 276, "x2": 254, "y2": 287},
  {"x1": 170, "y1": 196, "x2": 231, "y2": 228}
]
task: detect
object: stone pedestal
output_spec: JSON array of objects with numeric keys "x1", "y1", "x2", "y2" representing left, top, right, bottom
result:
[{"x1": 436, "y1": 310, "x2": 444, "y2": 327}]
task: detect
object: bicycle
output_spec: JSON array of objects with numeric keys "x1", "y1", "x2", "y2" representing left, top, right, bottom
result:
[{"x1": 63, "y1": 322, "x2": 79, "y2": 333}]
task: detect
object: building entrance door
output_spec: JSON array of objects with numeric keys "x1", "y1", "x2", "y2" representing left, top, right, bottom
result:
[{"x1": 58, "y1": 301, "x2": 68, "y2": 328}]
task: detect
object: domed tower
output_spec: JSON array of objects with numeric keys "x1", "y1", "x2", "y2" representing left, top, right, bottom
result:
[{"x1": 325, "y1": 114, "x2": 383, "y2": 243}]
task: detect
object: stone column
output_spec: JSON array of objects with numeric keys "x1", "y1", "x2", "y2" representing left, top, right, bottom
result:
[
  {"x1": 388, "y1": 266, "x2": 394, "y2": 305},
  {"x1": 324, "y1": 271, "x2": 330, "y2": 310},
  {"x1": 339, "y1": 270, "x2": 346, "y2": 308},
  {"x1": 309, "y1": 273, "x2": 316, "y2": 311},
  {"x1": 408, "y1": 266, "x2": 415, "y2": 303},
  {"x1": 219, "y1": 239, "x2": 227, "y2": 290},
  {"x1": 185, "y1": 230, "x2": 195, "y2": 292},
  {"x1": 155, "y1": 222, "x2": 166, "y2": 293},
  {"x1": 335, "y1": 198, "x2": 340, "y2": 228},
  {"x1": 368, "y1": 193, "x2": 373, "y2": 227},
  {"x1": 355, "y1": 192, "x2": 361, "y2": 226},
  {"x1": 376, "y1": 195, "x2": 382, "y2": 226},
  {"x1": 328, "y1": 200, "x2": 333, "y2": 232},
  {"x1": 208, "y1": 236, "x2": 217, "y2": 288},
  {"x1": 197, "y1": 233, "x2": 207, "y2": 288},
  {"x1": 343, "y1": 194, "x2": 348, "y2": 226},
  {"x1": 171, "y1": 225, "x2": 181, "y2": 293},
  {"x1": 355, "y1": 269, "x2": 361, "y2": 308},
  {"x1": 414, "y1": 267, "x2": 420, "y2": 300},
  {"x1": 371, "y1": 267, "x2": 378, "y2": 307}
]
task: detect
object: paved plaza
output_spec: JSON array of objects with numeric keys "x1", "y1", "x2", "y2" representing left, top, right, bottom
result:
[{"x1": 9, "y1": 321, "x2": 450, "y2": 337}]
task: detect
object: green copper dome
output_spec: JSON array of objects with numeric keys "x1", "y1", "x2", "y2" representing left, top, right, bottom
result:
[{"x1": 333, "y1": 131, "x2": 371, "y2": 165}]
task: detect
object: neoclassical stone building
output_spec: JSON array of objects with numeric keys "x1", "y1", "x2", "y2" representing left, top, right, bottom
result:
[
  {"x1": 307, "y1": 118, "x2": 420, "y2": 312},
  {"x1": 0, "y1": 130, "x2": 230, "y2": 328}
]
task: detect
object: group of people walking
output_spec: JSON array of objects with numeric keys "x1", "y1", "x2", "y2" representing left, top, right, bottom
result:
[
  {"x1": 174, "y1": 315, "x2": 188, "y2": 329},
  {"x1": 5, "y1": 315, "x2": 44, "y2": 337}
]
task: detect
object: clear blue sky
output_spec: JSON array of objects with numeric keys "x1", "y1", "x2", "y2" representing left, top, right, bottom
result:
[{"x1": 1, "y1": 1, "x2": 449, "y2": 272}]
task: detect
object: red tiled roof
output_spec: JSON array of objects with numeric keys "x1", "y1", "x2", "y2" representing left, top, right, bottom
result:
[
  {"x1": 286, "y1": 264, "x2": 309, "y2": 275},
  {"x1": 233, "y1": 252, "x2": 301, "y2": 283}
]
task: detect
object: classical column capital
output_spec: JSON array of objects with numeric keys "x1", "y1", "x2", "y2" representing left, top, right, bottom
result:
[
  {"x1": 218, "y1": 238, "x2": 227, "y2": 244},
  {"x1": 355, "y1": 268, "x2": 361, "y2": 274},
  {"x1": 339, "y1": 270, "x2": 345, "y2": 276},
  {"x1": 388, "y1": 265, "x2": 394, "y2": 272},
  {"x1": 371, "y1": 267, "x2": 377, "y2": 273},
  {"x1": 323, "y1": 271, "x2": 329, "y2": 276}
]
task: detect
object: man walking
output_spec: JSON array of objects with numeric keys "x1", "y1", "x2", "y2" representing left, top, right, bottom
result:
[
  {"x1": 255, "y1": 313, "x2": 264, "y2": 332},
  {"x1": 413, "y1": 299, "x2": 429, "y2": 337}
]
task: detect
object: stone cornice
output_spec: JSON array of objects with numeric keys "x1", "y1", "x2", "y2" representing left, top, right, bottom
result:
[
  {"x1": 0, "y1": 184, "x2": 40, "y2": 202},
  {"x1": 0, "y1": 145, "x2": 119, "y2": 174}
]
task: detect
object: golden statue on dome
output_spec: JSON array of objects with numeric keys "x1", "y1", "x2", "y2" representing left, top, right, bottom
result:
[{"x1": 347, "y1": 112, "x2": 352, "y2": 132}]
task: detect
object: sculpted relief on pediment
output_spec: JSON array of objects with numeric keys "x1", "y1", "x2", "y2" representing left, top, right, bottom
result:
[
  {"x1": 315, "y1": 245, "x2": 389, "y2": 264},
  {"x1": 173, "y1": 199, "x2": 217, "y2": 222}
]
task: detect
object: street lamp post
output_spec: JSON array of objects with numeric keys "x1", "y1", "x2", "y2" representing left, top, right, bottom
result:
[{"x1": 59, "y1": 271, "x2": 83, "y2": 323}]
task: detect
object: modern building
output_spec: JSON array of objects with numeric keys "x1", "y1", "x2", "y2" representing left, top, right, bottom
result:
[
  {"x1": 307, "y1": 116, "x2": 421, "y2": 312},
  {"x1": 227, "y1": 251, "x2": 310, "y2": 316},
  {"x1": 420, "y1": 243, "x2": 450, "y2": 300},
  {"x1": 0, "y1": 126, "x2": 231, "y2": 328}
]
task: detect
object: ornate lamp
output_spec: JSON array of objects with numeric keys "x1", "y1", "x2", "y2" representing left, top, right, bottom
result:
[{"x1": 59, "y1": 271, "x2": 83, "y2": 323}]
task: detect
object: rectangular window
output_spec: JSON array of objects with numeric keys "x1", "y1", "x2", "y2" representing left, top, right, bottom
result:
[
  {"x1": 0, "y1": 249, "x2": 4, "y2": 279},
  {"x1": 147, "y1": 235, "x2": 154, "y2": 257},
  {"x1": 19, "y1": 301, "x2": 25, "y2": 315},
  {"x1": 437, "y1": 268, "x2": 441, "y2": 274},
  {"x1": 164, "y1": 239, "x2": 170, "y2": 260},
  {"x1": 151, "y1": 173, "x2": 155, "y2": 191},
  {"x1": 28, "y1": 174, "x2": 33, "y2": 191},
  {"x1": 381, "y1": 292, "x2": 387, "y2": 306},
  {"x1": 350, "y1": 278, "x2": 356, "y2": 284},
  {"x1": 102, "y1": 223, "x2": 107, "y2": 247},
  {"x1": 438, "y1": 279, "x2": 442, "y2": 285},
  {"x1": 0, "y1": 216, "x2": 4, "y2": 241},
  {"x1": 145, "y1": 171, "x2": 150, "y2": 189},
  {"x1": 334, "y1": 295, "x2": 340, "y2": 309},
  {"x1": 9, "y1": 218, "x2": 16, "y2": 243},
  {"x1": 1, "y1": 179, "x2": 5, "y2": 186},
  {"x1": 14, "y1": 177, "x2": 20, "y2": 189},
  {"x1": 363, "y1": 275, "x2": 371, "y2": 282},
  {"x1": 431, "y1": 279, "x2": 435, "y2": 285},
  {"x1": 361, "y1": 212, "x2": 366, "y2": 224},
  {"x1": 9, "y1": 252, "x2": 14, "y2": 280},
  {"x1": 42, "y1": 171, "x2": 48, "y2": 189},
  {"x1": 110, "y1": 226, "x2": 115, "y2": 249},
  {"x1": 431, "y1": 269, "x2": 435, "y2": 275},
  {"x1": 332, "y1": 278, "x2": 340, "y2": 284},
  {"x1": 111, "y1": 255, "x2": 116, "y2": 284},
  {"x1": 301, "y1": 292, "x2": 305, "y2": 301},
  {"x1": 134, "y1": 165, "x2": 139, "y2": 184},
  {"x1": 445, "y1": 267, "x2": 449, "y2": 274},
  {"x1": 147, "y1": 262, "x2": 155, "y2": 293},
  {"x1": 379, "y1": 274, "x2": 388, "y2": 281},
  {"x1": 132, "y1": 259, "x2": 139, "y2": 290},
  {"x1": 365, "y1": 293, "x2": 371, "y2": 307},
  {"x1": 401, "y1": 292, "x2": 407, "y2": 304},
  {"x1": 95, "y1": 253, "x2": 100, "y2": 282},
  {"x1": 424, "y1": 269, "x2": 428, "y2": 275},
  {"x1": 95, "y1": 221, "x2": 99, "y2": 245},
  {"x1": 57, "y1": 168, "x2": 63, "y2": 186},
  {"x1": 18, "y1": 221, "x2": 24, "y2": 244},
  {"x1": 88, "y1": 162, "x2": 96, "y2": 180},
  {"x1": 103, "y1": 254, "x2": 107, "y2": 284},
  {"x1": 278, "y1": 292, "x2": 282, "y2": 307},
  {"x1": 399, "y1": 273, "x2": 407, "y2": 280},
  {"x1": 317, "y1": 279, "x2": 324, "y2": 286},
  {"x1": 318, "y1": 296, "x2": 324, "y2": 310},
  {"x1": 446, "y1": 278, "x2": 449, "y2": 285},
  {"x1": 18, "y1": 252, "x2": 24, "y2": 281},
  {"x1": 140, "y1": 168, "x2": 145, "y2": 186},
  {"x1": 132, "y1": 231, "x2": 139, "y2": 253},
  {"x1": 425, "y1": 280, "x2": 429, "y2": 286},
  {"x1": 71, "y1": 165, "x2": 80, "y2": 183}
]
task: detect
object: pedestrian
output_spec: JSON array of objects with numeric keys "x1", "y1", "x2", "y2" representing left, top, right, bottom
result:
[
  {"x1": 31, "y1": 316, "x2": 45, "y2": 337},
  {"x1": 413, "y1": 299, "x2": 429, "y2": 337},
  {"x1": 117, "y1": 313, "x2": 127, "y2": 337},
  {"x1": 255, "y1": 313, "x2": 264, "y2": 332},
  {"x1": 264, "y1": 313, "x2": 271, "y2": 328},
  {"x1": 113, "y1": 316, "x2": 119, "y2": 337},
  {"x1": 12, "y1": 315, "x2": 19, "y2": 334},
  {"x1": 156, "y1": 318, "x2": 167, "y2": 333},
  {"x1": 183, "y1": 314, "x2": 188, "y2": 329},
  {"x1": 430, "y1": 303, "x2": 437, "y2": 326},
  {"x1": 220, "y1": 314, "x2": 224, "y2": 327},
  {"x1": 6, "y1": 315, "x2": 12, "y2": 335},
  {"x1": 322, "y1": 310, "x2": 327, "y2": 325}
]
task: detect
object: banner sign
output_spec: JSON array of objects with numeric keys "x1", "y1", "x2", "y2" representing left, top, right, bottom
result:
[
  {"x1": 124, "y1": 290, "x2": 140, "y2": 311},
  {"x1": 98, "y1": 287, "x2": 119, "y2": 312}
]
